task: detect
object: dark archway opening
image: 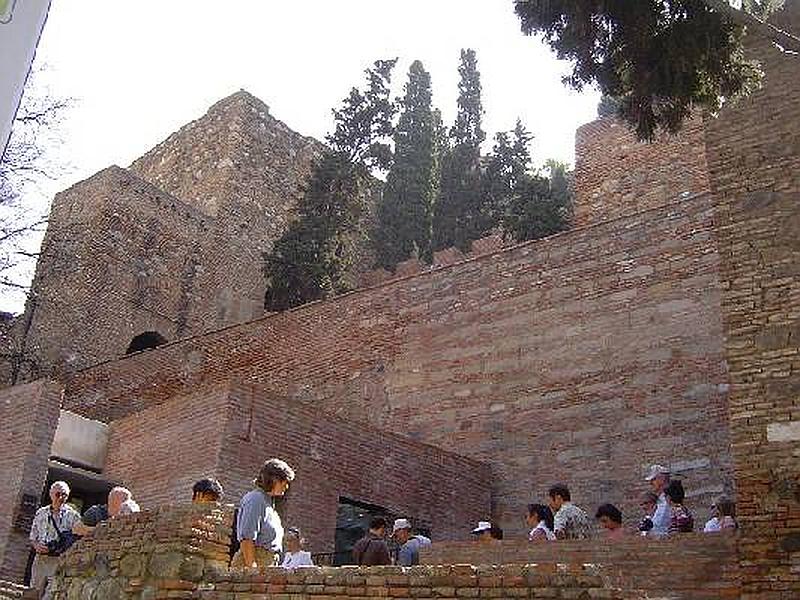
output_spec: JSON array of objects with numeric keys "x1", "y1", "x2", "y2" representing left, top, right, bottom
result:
[{"x1": 125, "y1": 331, "x2": 168, "y2": 354}]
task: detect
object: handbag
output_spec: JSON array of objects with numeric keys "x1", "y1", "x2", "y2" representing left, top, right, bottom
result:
[{"x1": 46, "y1": 512, "x2": 77, "y2": 556}]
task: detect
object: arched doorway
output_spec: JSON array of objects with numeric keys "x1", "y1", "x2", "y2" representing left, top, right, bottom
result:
[{"x1": 125, "y1": 331, "x2": 167, "y2": 354}]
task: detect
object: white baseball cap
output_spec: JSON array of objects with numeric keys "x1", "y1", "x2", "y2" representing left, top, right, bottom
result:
[
  {"x1": 644, "y1": 464, "x2": 670, "y2": 481},
  {"x1": 392, "y1": 518, "x2": 412, "y2": 534},
  {"x1": 471, "y1": 521, "x2": 492, "y2": 534}
]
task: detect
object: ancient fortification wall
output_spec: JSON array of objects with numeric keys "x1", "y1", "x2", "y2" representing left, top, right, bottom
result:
[
  {"x1": 11, "y1": 167, "x2": 211, "y2": 379},
  {"x1": 103, "y1": 380, "x2": 492, "y2": 553},
  {"x1": 64, "y1": 190, "x2": 731, "y2": 537},
  {"x1": 574, "y1": 114, "x2": 711, "y2": 228},
  {"x1": 131, "y1": 91, "x2": 326, "y2": 330},
  {"x1": 5, "y1": 93, "x2": 326, "y2": 384}
]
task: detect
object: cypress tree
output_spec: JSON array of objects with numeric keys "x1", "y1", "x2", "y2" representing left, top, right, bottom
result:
[
  {"x1": 434, "y1": 48, "x2": 486, "y2": 252},
  {"x1": 374, "y1": 60, "x2": 440, "y2": 268}
]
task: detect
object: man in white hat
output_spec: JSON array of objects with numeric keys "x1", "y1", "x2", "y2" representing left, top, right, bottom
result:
[
  {"x1": 645, "y1": 464, "x2": 671, "y2": 537},
  {"x1": 471, "y1": 521, "x2": 502, "y2": 543},
  {"x1": 392, "y1": 518, "x2": 431, "y2": 566}
]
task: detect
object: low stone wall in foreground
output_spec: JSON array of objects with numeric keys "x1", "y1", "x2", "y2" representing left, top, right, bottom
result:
[{"x1": 46, "y1": 504, "x2": 624, "y2": 599}]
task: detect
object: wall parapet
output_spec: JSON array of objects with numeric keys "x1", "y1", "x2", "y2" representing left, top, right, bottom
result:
[{"x1": 423, "y1": 536, "x2": 740, "y2": 600}]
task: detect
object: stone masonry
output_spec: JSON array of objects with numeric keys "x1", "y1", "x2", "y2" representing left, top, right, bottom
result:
[
  {"x1": 46, "y1": 504, "x2": 625, "y2": 600},
  {"x1": 60, "y1": 189, "x2": 733, "y2": 537},
  {"x1": 5, "y1": 92, "x2": 324, "y2": 381},
  {"x1": 0, "y1": 3, "x2": 798, "y2": 598}
]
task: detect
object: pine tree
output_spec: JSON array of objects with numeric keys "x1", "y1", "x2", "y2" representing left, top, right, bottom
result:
[
  {"x1": 264, "y1": 59, "x2": 397, "y2": 311},
  {"x1": 513, "y1": 0, "x2": 786, "y2": 139},
  {"x1": 374, "y1": 60, "x2": 440, "y2": 268},
  {"x1": 434, "y1": 49, "x2": 486, "y2": 252}
]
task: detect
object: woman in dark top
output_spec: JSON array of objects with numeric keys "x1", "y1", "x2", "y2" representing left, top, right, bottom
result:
[{"x1": 665, "y1": 480, "x2": 694, "y2": 534}]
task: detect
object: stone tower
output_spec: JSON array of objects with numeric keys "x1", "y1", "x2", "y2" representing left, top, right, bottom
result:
[{"x1": 7, "y1": 91, "x2": 324, "y2": 381}]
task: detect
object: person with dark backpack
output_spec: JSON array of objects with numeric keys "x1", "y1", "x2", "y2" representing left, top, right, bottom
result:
[
  {"x1": 29, "y1": 482, "x2": 80, "y2": 598},
  {"x1": 351, "y1": 517, "x2": 391, "y2": 566}
]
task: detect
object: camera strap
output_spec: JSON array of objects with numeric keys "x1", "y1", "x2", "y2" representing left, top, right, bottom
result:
[{"x1": 48, "y1": 510, "x2": 65, "y2": 541}]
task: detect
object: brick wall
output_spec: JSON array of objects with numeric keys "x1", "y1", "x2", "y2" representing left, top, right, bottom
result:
[
  {"x1": 423, "y1": 535, "x2": 740, "y2": 600},
  {"x1": 103, "y1": 380, "x2": 492, "y2": 554},
  {"x1": 104, "y1": 384, "x2": 231, "y2": 506},
  {"x1": 705, "y1": 2, "x2": 800, "y2": 596},
  {"x1": 65, "y1": 192, "x2": 732, "y2": 536},
  {"x1": 219, "y1": 380, "x2": 492, "y2": 552},
  {"x1": 0, "y1": 380, "x2": 62, "y2": 582},
  {"x1": 574, "y1": 114, "x2": 711, "y2": 228},
  {"x1": 47, "y1": 503, "x2": 624, "y2": 600}
]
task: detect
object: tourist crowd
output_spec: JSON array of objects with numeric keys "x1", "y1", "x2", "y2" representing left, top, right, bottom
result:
[{"x1": 28, "y1": 459, "x2": 737, "y2": 597}]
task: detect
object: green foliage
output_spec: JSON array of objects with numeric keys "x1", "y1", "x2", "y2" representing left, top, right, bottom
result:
[
  {"x1": 514, "y1": 0, "x2": 763, "y2": 140},
  {"x1": 481, "y1": 121, "x2": 572, "y2": 244},
  {"x1": 374, "y1": 61, "x2": 442, "y2": 268},
  {"x1": 434, "y1": 49, "x2": 487, "y2": 252},
  {"x1": 597, "y1": 95, "x2": 622, "y2": 119},
  {"x1": 504, "y1": 159, "x2": 572, "y2": 243},
  {"x1": 481, "y1": 120, "x2": 532, "y2": 227},
  {"x1": 264, "y1": 59, "x2": 397, "y2": 311}
]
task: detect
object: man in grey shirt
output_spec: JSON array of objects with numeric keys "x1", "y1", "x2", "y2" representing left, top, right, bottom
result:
[
  {"x1": 392, "y1": 518, "x2": 431, "y2": 566},
  {"x1": 237, "y1": 488, "x2": 284, "y2": 554}
]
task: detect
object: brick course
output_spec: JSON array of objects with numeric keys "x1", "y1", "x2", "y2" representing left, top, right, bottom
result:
[
  {"x1": 46, "y1": 503, "x2": 625, "y2": 600},
  {"x1": 423, "y1": 535, "x2": 740, "y2": 600}
]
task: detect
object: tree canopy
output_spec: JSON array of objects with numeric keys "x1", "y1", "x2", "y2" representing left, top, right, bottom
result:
[
  {"x1": 434, "y1": 49, "x2": 487, "y2": 251},
  {"x1": 374, "y1": 60, "x2": 442, "y2": 268},
  {"x1": 514, "y1": 0, "x2": 796, "y2": 139}
]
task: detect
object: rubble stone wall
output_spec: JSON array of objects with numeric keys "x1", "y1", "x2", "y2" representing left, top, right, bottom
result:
[
  {"x1": 9, "y1": 166, "x2": 210, "y2": 379},
  {"x1": 131, "y1": 91, "x2": 326, "y2": 330}
]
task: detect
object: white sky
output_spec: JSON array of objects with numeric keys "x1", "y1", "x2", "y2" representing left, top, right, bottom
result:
[{"x1": 3, "y1": 0, "x2": 600, "y2": 313}]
